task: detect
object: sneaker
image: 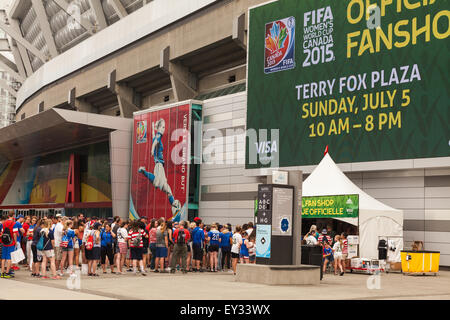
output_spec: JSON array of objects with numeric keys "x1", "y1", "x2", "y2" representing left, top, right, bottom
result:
[
  {"x1": 2, "y1": 273, "x2": 12, "y2": 279},
  {"x1": 170, "y1": 269, "x2": 176, "y2": 274},
  {"x1": 127, "y1": 268, "x2": 133, "y2": 272},
  {"x1": 52, "y1": 276, "x2": 61, "y2": 280},
  {"x1": 154, "y1": 269, "x2": 160, "y2": 273}
]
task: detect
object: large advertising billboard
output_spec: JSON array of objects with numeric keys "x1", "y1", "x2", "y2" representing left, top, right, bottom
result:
[
  {"x1": 129, "y1": 103, "x2": 191, "y2": 221},
  {"x1": 246, "y1": 0, "x2": 449, "y2": 168}
]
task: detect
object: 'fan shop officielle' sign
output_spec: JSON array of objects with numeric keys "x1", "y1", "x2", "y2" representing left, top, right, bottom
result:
[{"x1": 302, "y1": 194, "x2": 359, "y2": 219}]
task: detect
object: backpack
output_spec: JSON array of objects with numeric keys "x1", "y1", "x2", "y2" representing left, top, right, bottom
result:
[
  {"x1": 86, "y1": 234, "x2": 94, "y2": 250},
  {"x1": 1, "y1": 225, "x2": 12, "y2": 246},
  {"x1": 177, "y1": 229, "x2": 186, "y2": 245},
  {"x1": 37, "y1": 230, "x2": 50, "y2": 251},
  {"x1": 133, "y1": 231, "x2": 142, "y2": 247}
]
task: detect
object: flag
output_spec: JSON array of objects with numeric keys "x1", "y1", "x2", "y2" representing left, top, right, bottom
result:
[{"x1": 324, "y1": 145, "x2": 329, "y2": 155}]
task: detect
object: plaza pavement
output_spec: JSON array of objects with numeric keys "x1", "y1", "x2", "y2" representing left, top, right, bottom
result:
[{"x1": 1, "y1": 268, "x2": 449, "y2": 300}]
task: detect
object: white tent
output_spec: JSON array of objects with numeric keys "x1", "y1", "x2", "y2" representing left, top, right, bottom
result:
[{"x1": 302, "y1": 153, "x2": 403, "y2": 261}]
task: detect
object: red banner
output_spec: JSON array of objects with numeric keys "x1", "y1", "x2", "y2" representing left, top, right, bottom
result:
[{"x1": 129, "y1": 104, "x2": 190, "y2": 221}]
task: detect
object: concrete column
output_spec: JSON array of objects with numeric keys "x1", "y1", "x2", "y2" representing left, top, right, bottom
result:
[
  {"x1": 110, "y1": 129, "x2": 133, "y2": 220},
  {"x1": 233, "y1": 13, "x2": 246, "y2": 50},
  {"x1": 108, "y1": 70, "x2": 139, "y2": 118},
  {"x1": 68, "y1": 88, "x2": 94, "y2": 112},
  {"x1": 161, "y1": 46, "x2": 198, "y2": 101},
  {"x1": 289, "y1": 170, "x2": 303, "y2": 265}
]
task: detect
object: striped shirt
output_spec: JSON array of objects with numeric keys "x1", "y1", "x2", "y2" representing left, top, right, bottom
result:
[{"x1": 128, "y1": 229, "x2": 145, "y2": 248}]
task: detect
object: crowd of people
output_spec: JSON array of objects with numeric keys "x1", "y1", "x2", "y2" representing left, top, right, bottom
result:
[
  {"x1": 303, "y1": 224, "x2": 348, "y2": 276},
  {"x1": 0, "y1": 210, "x2": 257, "y2": 279}
]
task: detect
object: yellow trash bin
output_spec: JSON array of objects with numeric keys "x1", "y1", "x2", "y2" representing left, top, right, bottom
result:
[{"x1": 401, "y1": 251, "x2": 440, "y2": 275}]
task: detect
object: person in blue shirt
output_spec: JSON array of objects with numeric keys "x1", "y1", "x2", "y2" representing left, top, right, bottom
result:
[
  {"x1": 12, "y1": 215, "x2": 25, "y2": 272},
  {"x1": 191, "y1": 220, "x2": 205, "y2": 272},
  {"x1": 100, "y1": 224, "x2": 116, "y2": 274},
  {"x1": 219, "y1": 226, "x2": 232, "y2": 272},
  {"x1": 239, "y1": 231, "x2": 250, "y2": 264},
  {"x1": 59, "y1": 220, "x2": 76, "y2": 276},
  {"x1": 207, "y1": 224, "x2": 220, "y2": 272},
  {"x1": 137, "y1": 119, "x2": 181, "y2": 219},
  {"x1": 322, "y1": 242, "x2": 334, "y2": 274}
]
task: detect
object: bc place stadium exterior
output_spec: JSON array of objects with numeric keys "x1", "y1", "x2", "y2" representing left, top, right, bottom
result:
[{"x1": 0, "y1": 0, "x2": 448, "y2": 266}]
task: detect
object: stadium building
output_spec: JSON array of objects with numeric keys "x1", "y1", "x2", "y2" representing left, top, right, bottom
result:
[{"x1": 0, "y1": 0, "x2": 448, "y2": 266}]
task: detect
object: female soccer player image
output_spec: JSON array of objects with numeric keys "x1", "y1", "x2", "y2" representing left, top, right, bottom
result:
[{"x1": 138, "y1": 119, "x2": 181, "y2": 219}]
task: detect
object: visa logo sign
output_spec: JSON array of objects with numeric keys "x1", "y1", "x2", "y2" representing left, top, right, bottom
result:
[{"x1": 255, "y1": 141, "x2": 278, "y2": 154}]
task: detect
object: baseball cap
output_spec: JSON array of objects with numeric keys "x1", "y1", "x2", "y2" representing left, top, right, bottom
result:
[
  {"x1": 322, "y1": 229, "x2": 327, "y2": 234},
  {"x1": 194, "y1": 217, "x2": 201, "y2": 222},
  {"x1": 56, "y1": 213, "x2": 62, "y2": 218},
  {"x1": 17, "y1": 214, "x2": 24, "y2": 219}
]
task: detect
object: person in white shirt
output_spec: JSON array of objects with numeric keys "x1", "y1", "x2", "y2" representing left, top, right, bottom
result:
[
  {"x1": 231, "y1": 225, "x2": 242, "y2": 275},
  {"x1": 332, "y1": 235, "x2": 344, "y2": 276},
  {"x1": 304, "y1": 231, "x2": 318, "y2": 245},
  {"x1": 116, "y1": 221, "x2": 129, "y2": 274},
  {"x1": 53, "y1": 215, "x2": 64, "y2": 273}
]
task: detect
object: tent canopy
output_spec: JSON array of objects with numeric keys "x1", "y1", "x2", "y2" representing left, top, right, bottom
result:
[{"x1": 302, "y1": 153, "x2": 403, "y2": 260}]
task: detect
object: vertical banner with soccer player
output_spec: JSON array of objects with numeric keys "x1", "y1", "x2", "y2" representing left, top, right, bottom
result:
[{"x1": 129, "y1": 103, "x2": 191, "y2": 222}]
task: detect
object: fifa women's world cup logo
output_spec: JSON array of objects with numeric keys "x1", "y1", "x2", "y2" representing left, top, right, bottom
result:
[
  {"x1": 264, "y1": 17, "x2": 296, "y2": 74},
  {"x1": 136, "y1": 121, "x2": 147, "y2": 144}
]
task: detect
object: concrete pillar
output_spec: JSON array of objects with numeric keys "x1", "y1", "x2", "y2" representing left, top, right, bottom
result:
[
  {"x1": 233, "y1": 13, "x2": 246, "y2": 50},
  {"x1": 110, "y1": 129, "x2": 133, "y2": 220},
  {"x1": 289, "y1": 170, "x2": 303, "y2": 265},
  {"x1": 68, "y1": 88, "x2": 94, "y2": 112},
  {"x1": 108, "y1": 70, "x2": 139, "y2": 118},
  {"x1": 161, "y1": 46, "x2": 198, "y2": 101}
]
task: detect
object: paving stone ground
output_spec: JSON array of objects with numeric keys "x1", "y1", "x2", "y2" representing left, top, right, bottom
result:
[{"x1": 1, "y1": 267, "x2": 449, "y2": 300}]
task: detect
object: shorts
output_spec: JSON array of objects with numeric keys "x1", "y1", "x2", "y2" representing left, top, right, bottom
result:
[
  {"x1": 74, "y1": 240, "x2": 79, "y2": 249},
  {"x1": 142, "y1": 247, "x2": 148, "y2": 254},
  {"x1": 1, "y1": 245, "x2": 15, "y2": 260},
  {"x1": 119, "y1": 242, "x2": 128, "y2": 255},
  {"x1": 324, "y1": 255, "x2": 334, "y2": 263},
  {"x1": 39, "y1": 250, "x2": 55, "y2": 259},
  {"x1": 249, "y1": 255, "x2": 256, "y2": 263},
  {"x1": 334, "y1": 252, "x2": 342, "y2": 260},
  {"x1": 342, "y1": 254, "x2": 348, "y2": 260},
  {"x1": 155, "y1": 247, "x2": 168, "y2": 258},
  {"x1": 130, "y1": 247, "x2": 143, "y2": 260},
  {"x1": 231, "y1": 252, "x2": 240, "y2": 259},
  {"x1": 63, "y1": 247, "x2": 74, "y2": 252},
  {"x1": 208, "y1": 244, "x2": 219, "y2": 253},
  {"x1": 87, "y1": 247, "x2": 101, "y2": 260},
  {"x1": 54, "y1": 247, "x2": 63, "y2": 260},
  {"x1": 240, "y1": 254, "x2": 249, "y2": 260},
  {"x1": 31, "y1": 245, "x2": 43, "y2": 263},
  {"x1": 192, "y1": 243, "x2": 203, "y2": 261}
]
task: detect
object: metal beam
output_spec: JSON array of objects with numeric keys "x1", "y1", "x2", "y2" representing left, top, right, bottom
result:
[
  {"x1": 53, "y1": 0, "x2": 94, "y2": 35},
  {"x1": 10, "y1": 42, "x2": 27, "y2": 78},
  {"x1": 109, "y1": 0, "x2": 128, "y2": 19},
  {"x1": 31, "y1": 0, "x2": 58, "y2": 58},
  {"x1": 9, "y1": 20, "x2": 33, "y2": 76},
  {"x1": 0, "y1": 53, "x2": 25, "y2": 82},
  {"x1": 0, "y1": 20, "x2": 48, "y2": 62},
  {"x1": 88, "y1": 0, "x2": 108, "y2": 31},
  {"x1": 0, "y1": 78, "x2": 17, "y2": 97}
]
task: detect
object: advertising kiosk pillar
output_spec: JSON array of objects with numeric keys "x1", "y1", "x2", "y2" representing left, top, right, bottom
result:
[{"x1": 256, "y1": 184, "x2": 295, "y2": 265}]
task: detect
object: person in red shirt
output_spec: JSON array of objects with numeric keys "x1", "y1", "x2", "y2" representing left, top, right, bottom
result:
[
  {"x1": 1, "y1": 211, "x2": 18, "y2": 278},
  {"x1": 170, "y1": 221, "x2": 191, "y2": 274}
]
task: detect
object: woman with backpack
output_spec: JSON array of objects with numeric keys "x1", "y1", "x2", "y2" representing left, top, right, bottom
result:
[
  {"x1": 38, "y1": 219, "x2": 60, "y2": 279},
  {"x1": 155, "y1": 219, "x2": 168, "y2": 273},
  {"x1": 128, "y1": 221, "x2": 147, "y2": 275},
  {"x1": 101, "y1": 223, "x2": 116, "y2": 274},
  {"x1": 30, "y1": 219, "x2": 44, "y2": 277},
  {"x1": 86, "y1": 222, "x2": 101, "y2": 276},
  {"x1": 58, "y1": 220, "x2": 76, "y2": 276}
]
